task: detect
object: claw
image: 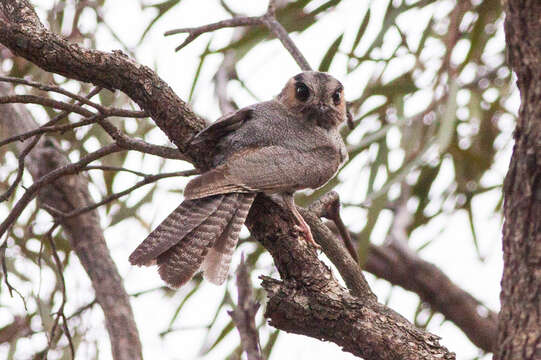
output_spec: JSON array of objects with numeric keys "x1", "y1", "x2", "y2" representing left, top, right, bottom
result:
[{"x1": 284, "y1": 193, "x2": 320, "y2": 251}]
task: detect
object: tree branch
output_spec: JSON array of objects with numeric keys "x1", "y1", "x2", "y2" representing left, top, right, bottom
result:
[
  {"x1": 308, "y1": 192, "x2": 497, "y2": 352},
  {"x1": 229, "y1": 257, "x2": 263, "y2": 360},
  {"x1": 0, "y1": 83, "x2": 143, "y2": 359},
  {"x1": 165, "y1": 3, "x2": 311, "y2": 71},
  {"x1": 0, "y1": 1, "x2": 206, "y2": 157},
  {"x1": 249, "y1": 196, "x2": 454, "y2": 359},
  {"x1": 50, "y1": 169, "x2": 198, "y2": 219}
]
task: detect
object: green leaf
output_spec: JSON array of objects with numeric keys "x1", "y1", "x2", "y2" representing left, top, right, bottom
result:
[
  {"x1": 262, "y1": 329, "x2": 280, "y2": 359},
  {"x1": 188, "y1": 38, "x2": 213, "y2": 103},
  {"x1": 140, "y1": 0, "x2": 182, "y2": 44},
  {"x1": 437, "y1": 80, "x2": 458, "y2": 153},
  {"x1": 166, "y1": 280, "x2": 202, "y2": 330},
  {"x1": 349, "y1": 9, "x2": 371, "y2": 57},
  {"x1": 202, "y1": 321, "x2": 235, "y2": 355},
  {"x1": 318, "y1": 33, "x2": 343, "y2": 72}
]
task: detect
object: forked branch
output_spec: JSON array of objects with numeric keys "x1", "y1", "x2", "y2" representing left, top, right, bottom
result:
[{"x1": 165, "y1": 0, "x2": 311, "y2": 71}]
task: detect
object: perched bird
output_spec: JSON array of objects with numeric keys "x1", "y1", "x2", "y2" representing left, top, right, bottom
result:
[{"x1": 129, "y1": 71, "x2": 349, "y2": 287}]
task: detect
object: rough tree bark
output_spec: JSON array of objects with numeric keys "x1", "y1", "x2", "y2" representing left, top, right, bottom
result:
[
  {"x1": 496, "y1": 2, "x2": 541, "y2": 359},
  {"x1": 0, "y1": 0, "x2": 503, "y2": 358},
  {"x1": 0, "y1": 84, "x2": 142, "y2": 359}
]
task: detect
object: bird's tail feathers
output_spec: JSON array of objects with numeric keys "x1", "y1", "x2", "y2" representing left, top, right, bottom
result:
[
  {"x1": 129, "y1": 195, "x2": 224, "y2": 266},
  {"x1": 156, "y1": 193, "x2": 247, "y2": 288},
  {"x1": 202, "y1": 193, "x2": 255, "y2": 285}
]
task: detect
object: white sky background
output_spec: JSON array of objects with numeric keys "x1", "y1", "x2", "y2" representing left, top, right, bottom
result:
[{"x1": 0, "y1": 0, "x2": 516, "y2": 359}]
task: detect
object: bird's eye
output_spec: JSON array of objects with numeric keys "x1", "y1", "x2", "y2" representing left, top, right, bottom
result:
[
  {"x1": 295, "y1": 82, "x2": 310, "y2": 102},
  {"x1": 332, "y1": 90, "x2": 341, "y2": 106}
]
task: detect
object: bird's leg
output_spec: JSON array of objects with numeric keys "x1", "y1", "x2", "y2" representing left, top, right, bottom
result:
[{"x1": 282, "y1": 193, "x2": 320, "y2": 250}]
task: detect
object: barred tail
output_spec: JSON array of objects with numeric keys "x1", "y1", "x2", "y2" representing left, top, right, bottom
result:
[
  {"x1": 156, "y1": 193, "x2": 240, "y2": 287},
  {"x1": 129, "y1": 195, "x2": 224, "y2": 266},
  {"x1": 202, "y1": 193, "x2": 255, "y2": 285},
  {"x1": 129, "y1": 193, "x2": 255, "y2": 288}
]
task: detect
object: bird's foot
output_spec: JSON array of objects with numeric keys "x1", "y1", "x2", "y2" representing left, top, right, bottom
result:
[{"x1": 293, "y1": 224, "x2": 321, "y2": 251}]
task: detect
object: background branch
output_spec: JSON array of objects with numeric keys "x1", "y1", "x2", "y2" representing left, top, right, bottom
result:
[
  {"x1": 0, "y1": 82, "x2": 143, "y2": 360},
  {"x1": 229, "y1": 257, "x2": 263, "y2": 360}
]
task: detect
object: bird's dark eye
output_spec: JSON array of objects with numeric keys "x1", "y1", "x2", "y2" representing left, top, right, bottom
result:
[
  {"x1": 332, "y1": 90, "x2": 341, "y2": 106},
  {"x1": 295, "y1": 82, "x2": 310, "y2": 102}
]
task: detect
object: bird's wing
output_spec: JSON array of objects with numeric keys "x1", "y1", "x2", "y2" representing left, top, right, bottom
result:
[
  {"x1": 184, "y1": 145, "x2": 336, "y2": 200},
  {"x1": 189, "y1": 107, "x2": 253, "y2": 146}
]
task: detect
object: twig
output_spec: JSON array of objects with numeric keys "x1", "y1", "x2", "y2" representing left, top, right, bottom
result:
[
  {"x1": 229, "y1": 256, "x2": 263, "y2": 360},
  {"x1": 0, "y1": 76, "x2": 147, "y2": 118},
  {"x1": 0, "y1": 237, "x2": 29, "y2": 311},
  {"x1": 0, "y1": 114, "x2": 104, "y2": 148},
  {"x1": 43, "y1": 224, "x2": 75, "y2": 359},
  {"x1": 0, "y1": 94, "x2": 95, "y2": 117},
  {"x1": 165, "y1": 0, "x2": 311, "y2": 70},
  {"x1": 0, "y1": 86, "x2": 103, "y2": 202},
  {"x1": 298, "y1": 207, "x2": 373, "y2": 298},
  {"x1": 0, "y1": 143, "x2": 123, "y2": 239},
  {"x1": 0, "y1": 75, "x2": 102, "y2": 110},
  {"x1": 165, "y1": 16, "x2": 262, "y2": 51},
  {"x1": 0, "y1": 135, "x2": 40, "y2": 203},
  {"x1": 97, "y1": 118, "x2": 192, "y2": 161},
  {"x1": 83, "y1": 165, "x2": 148, "y2": 177},
  {"x1": 308, "y1": 191, "x2": 359, "y2": 263},
  {"x1": 261, "y1": 14, "x2": 311, "y2": 71},
  {"x1": 53, "y1": 169, "x2": 198, "y2": 219}
]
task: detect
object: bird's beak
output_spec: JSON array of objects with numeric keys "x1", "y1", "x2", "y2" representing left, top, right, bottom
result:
[{"x1": 317, "y1": 103, "x2": 330, "y2": 114}]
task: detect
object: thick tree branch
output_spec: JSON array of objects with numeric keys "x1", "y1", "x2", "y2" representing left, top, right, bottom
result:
[
  {"x1": 365, "y1": 243, "x2": 497, "y2": 352},
  {"x1": 304, "y1": 193, "x2": 497, "y2": 352},
  {"x1": 249, "y1": 196, "x2": 454, "y2": 359},
  {"x1": 496, "y1": 2, "x2": 541, "y2": 359}
]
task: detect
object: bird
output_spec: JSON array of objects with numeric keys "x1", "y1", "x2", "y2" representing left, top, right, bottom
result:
[{"x1": 129, "y1": 71, "x2": 349, "y2": 288}]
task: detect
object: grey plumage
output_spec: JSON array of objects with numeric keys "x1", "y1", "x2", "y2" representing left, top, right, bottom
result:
[{"x1": 129, "y1": 71, "x2": 349, "y2": 287}]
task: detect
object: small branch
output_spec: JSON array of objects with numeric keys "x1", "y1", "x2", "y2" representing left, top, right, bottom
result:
[
  {"x1": 97, "y1": 118, "x2": 192, "y2": 161},
  {"x1": 0, "y1": 238, "x2": 29, "y2": 311},
  {"x1": 299, "y1": 207, "x2": 372, "y2": 298},
  {"x1": 0, "y1": 114, "x2": 103, "y2": 148},
  {"x1": 0, "y1": 86, "x2": 102, "y2": 202},
  {"x1": 308, "y1": 191, "x2": 358, "y2": 263},
  {"x1": 44, "y1": 223, "x2": 75, "y2": 359},
  {"x1": 53, "y1": 169, "x2": 198, "y2": 220},
  {"x1": 166, "y1": 1, "x2": 311, "y2": 70},
  {"x1": 0, "y1": 75, "x2": 102, "y2": 110},
  {"x1": 165, "y1": 16, "x2": 262, "y2": 51},
  {"x1": 83, "y1": 165, "x2": 148, "y2": 177},
  {"x1": 0, "y1": 143, "x2": 123, "y2": 239},
  {"x1": 0, "y1": 94, "x2": 95, "y2": 117},
  {"x1": 0, "y1": 135, "x2": 40, "y2": 203},
  {"x1": 229, "y1": 256, "x2": 263, "y2": 360},
  {"x1": 261, "y1": 14, "x2": 311, "y2": 71},
  {"x1": 0, "y1": 75, "x2": 147, "y2": 118}
]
